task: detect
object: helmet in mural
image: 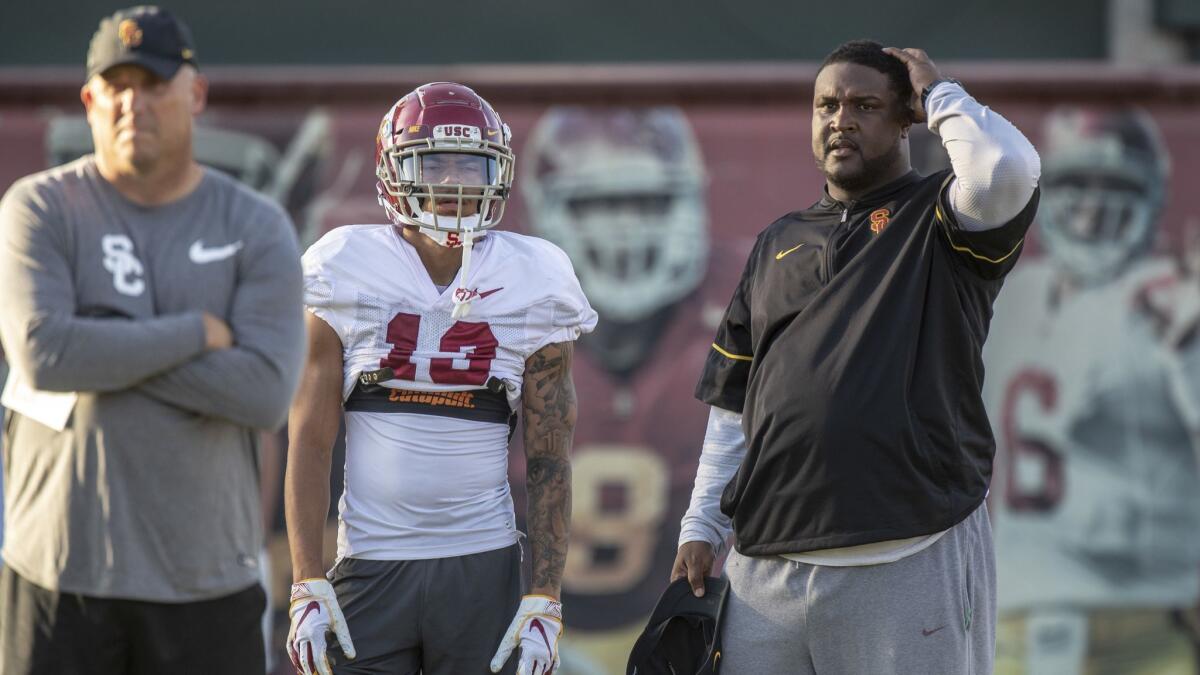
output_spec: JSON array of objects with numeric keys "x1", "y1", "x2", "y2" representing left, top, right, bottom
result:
[
  {"x1": 1039, "y1": 107, "x2": 1169, "y2": 283},
  {"x1": 522, "y1": 107, "x2": 708, "y2": 323}
]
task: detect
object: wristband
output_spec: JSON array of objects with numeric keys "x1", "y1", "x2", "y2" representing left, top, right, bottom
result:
[{"x1": 921, "y1": 77, "x2": 963, "y2": 110}]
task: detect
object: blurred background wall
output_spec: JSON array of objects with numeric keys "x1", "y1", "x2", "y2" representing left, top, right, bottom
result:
[{"x1": 1, "y1": 1, "x2": 1199, "y2": 673}]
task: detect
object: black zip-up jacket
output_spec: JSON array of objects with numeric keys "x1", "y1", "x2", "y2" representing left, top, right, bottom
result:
[{"x1": 695, "y1": 169, "x2": 1039, "y2": 555}]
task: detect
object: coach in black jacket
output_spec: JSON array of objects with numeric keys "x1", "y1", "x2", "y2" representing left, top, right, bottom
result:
[{"x1": 672, "y1": 40, "x2": 1040, "y2": 674}]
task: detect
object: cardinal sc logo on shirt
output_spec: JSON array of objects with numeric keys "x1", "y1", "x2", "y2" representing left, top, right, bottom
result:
[{"x1": 870, "y1": 208, "x2": 892, "y2": 234}]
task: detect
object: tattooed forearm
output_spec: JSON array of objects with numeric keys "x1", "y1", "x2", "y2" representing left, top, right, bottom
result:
[{"x1": 522, "y1": 341, "x2": 577, "y2": 596}]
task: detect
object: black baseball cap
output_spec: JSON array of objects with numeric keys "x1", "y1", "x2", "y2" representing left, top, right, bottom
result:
[
  {"x1": 86, "y1": 6, "x2": 198, "y2": 81},
  {"x1": 626, "y1": 577, "x2": 730, "y2": 675}
]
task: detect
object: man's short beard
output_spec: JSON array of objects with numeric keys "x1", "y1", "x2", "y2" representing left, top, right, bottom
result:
[{"x1": 819, "y1": 139, "x2": 903, "y2": 195}]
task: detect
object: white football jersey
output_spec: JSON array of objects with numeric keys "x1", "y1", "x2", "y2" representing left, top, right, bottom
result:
[
  {"x1": 303, "y1": 225, "x2": 597, "y2": 561},
  {"x1": 983, "y1": 257, "x2": 1200, "y2": 611}
]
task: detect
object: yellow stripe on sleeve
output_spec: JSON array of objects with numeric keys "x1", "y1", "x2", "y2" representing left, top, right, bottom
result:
[
  {"x1": 936, "y1": 190, "x2": 1024, "y2": 265},
  {"x1": 712, "y1": 343, "x2": 753, "y2": 361},
  {"x1": 947, "y1": 236, "x2": 1024, "y2": 264}
]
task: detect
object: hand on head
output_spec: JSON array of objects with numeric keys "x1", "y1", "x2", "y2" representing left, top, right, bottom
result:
[{"x1": 881, "y1": 47, "x2": 943, "y2": 122}]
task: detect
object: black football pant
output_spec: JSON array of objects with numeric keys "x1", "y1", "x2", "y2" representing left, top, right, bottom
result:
[
  {"x1": 0, "y1": 565, "x2": 266, "y2": 675},
  {"x1": 327, "y1": 543, "x2": 523, "y2": 674}
]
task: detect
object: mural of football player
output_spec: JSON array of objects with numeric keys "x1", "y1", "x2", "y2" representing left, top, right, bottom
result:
[
  {"x1": 520, "y1": 106, "x2": 749, "y2": 671},
  {"x1": 983, "y1": 107, "x2": 1200, "y2": 675}
]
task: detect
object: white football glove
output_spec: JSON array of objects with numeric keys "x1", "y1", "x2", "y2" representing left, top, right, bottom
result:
[
  {"x1": 287, "y1": 578, "x2": 356, "y2": 675},
  {"x1": 490, "y1": 595, "x2": 564, "y2": 675}
]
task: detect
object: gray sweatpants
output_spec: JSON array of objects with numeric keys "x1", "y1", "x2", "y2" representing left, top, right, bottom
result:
[
  {"x1": 720, "y1": 503, "x2": 996, "y2": 675},
  {"x1": 328, "y1": 543, "x2": 523, "y2": 675}
]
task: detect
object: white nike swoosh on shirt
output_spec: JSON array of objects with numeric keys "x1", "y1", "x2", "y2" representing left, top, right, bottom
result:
[{"x1": 189, "y1": 240, "x2": 243, "y2": 264}]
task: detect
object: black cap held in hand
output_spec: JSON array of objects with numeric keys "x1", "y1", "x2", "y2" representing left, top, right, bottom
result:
[
  {"x1": 86, "y1": 6, "x2": 198, "y2": 81},
  {"x1": 627, "y1": 577, "x2": 730, "y2": 675}
]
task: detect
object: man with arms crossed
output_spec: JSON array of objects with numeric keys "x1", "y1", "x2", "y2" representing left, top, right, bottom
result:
[
  {"x1": 285, "y1": 82, "x2": 596, "y2": 674},
  {"x1": 673, "y1": 40, "x2": 1041, "y2": 673},
  {"x1": 0, "y1": 7, "x2": 304, "y2": 673}
]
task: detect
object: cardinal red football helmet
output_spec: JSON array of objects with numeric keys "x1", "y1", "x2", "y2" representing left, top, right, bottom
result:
[{"x1": 375, "y1": 82, "x2": 514, "y2": 244}]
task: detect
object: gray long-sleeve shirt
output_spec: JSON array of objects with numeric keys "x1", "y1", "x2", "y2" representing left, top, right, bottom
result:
[{"x1": 0, "y1": 156, "x2": 304, "y2": 601}]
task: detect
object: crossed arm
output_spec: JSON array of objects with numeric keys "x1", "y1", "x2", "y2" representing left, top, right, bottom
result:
[
  {"x1": 131, "y1": 226, "x2": 304, "y2": 430},
  {"x1": 521, "y1": 340, "x2": 578, "y2": 598},
  {"x1": 0, "y1": 185, "x2": 303, "y2": 430},
  {"x1": 0, "y1": 189, "x2": 210, "y2": 392}
]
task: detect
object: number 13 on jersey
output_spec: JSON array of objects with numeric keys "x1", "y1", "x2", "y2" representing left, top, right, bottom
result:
[{"x1": 380, "y1": 312, "x2": 499, "y2": 386}]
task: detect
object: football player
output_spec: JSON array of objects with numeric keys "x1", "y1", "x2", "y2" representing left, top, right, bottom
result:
[
  {"x1": 983, "y1": 107, "x2": 1200, "y2": 674},
  {"x1": 519, "y1": 107, "x2": 749, "y2": 666},
  {"x1": 284, "y1": 82, "x2": 597, "y2": 675}
]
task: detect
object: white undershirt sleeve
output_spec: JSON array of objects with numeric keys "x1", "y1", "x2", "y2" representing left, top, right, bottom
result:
[
  {"x1": 926, "y1": 81, "x2": 1042, "y2": 232},
  {"x1": 678, "y1": 406, "x2": 746, "y2": 555}
]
